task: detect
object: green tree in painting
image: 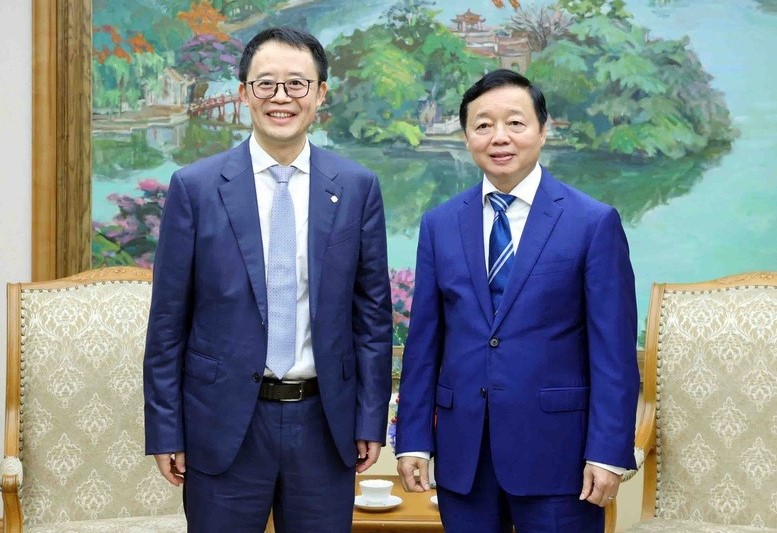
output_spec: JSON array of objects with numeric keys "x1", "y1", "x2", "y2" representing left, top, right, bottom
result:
[
  {"x1": 525, "y1": 13, "x2": 735, "y2": 158},
  {"x1": 94, "y1": 0, "x2": 191, "y2": 51},
  {"x1": 326, "y1": 28, "x2": 427, "y2": 146},
  {"x1": 494, "y1": 0, "x2": 736, "y2": 158},
  {"x1": 556, "y1": 0, "x2": 631, "y2": 21},
  {"x1": 92, "y1": 26, "x2": 167, "y2": 114},
  {"x1": 325, "y1": 0, "x2": 495, "y2": 146},
  {"x1": 92, "y1": 0, "x2": 196, "y2": 112}
]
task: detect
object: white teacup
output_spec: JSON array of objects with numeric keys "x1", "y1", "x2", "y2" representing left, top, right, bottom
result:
[{"x1": 359, "y1": 479, "x2": 393, "y2": 504}]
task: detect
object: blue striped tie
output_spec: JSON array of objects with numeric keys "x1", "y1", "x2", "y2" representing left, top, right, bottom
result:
[
  {"x1": 487, "y1": 192, "x2": 516, "y2": 312},
  {"x1": 266, "y1": 164, "x2": 297, "y2": 378}
]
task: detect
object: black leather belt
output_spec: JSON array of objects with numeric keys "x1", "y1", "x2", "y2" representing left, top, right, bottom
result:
[{"x1": 259, "y1": 377, "x2": 319, "y2": 402}]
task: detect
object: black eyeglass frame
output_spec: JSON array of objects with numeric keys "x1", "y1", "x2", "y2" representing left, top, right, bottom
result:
[{"x1": 244, "y1": 78, "x2": 320, "y2": 99}]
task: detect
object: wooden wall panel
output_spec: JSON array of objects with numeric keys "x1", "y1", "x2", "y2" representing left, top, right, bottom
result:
[{"x1": 32, "y1": 0, "x2": 91, "y2": 280}]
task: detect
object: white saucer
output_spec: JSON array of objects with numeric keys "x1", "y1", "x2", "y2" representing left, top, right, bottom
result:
[
  {"x1": 430, "y1": 495, "x2": 438, "y2": 506},
  {"x1": 354, "y1": 494, "x2": 402, "y2": 511}
]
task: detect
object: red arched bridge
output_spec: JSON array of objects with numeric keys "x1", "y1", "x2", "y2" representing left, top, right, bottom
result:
[{"x1": 188, "y1": 93, "x2": 242, "y2": 123}]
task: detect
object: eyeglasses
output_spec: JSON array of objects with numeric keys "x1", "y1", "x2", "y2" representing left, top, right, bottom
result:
[{"x1": 245, "y1": 78, "x2": 318, "y2": 99}]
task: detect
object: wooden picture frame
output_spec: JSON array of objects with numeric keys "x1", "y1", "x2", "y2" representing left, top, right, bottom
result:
[{"x1": 32, "y1": 0, "x2": 92, "y2": 281}]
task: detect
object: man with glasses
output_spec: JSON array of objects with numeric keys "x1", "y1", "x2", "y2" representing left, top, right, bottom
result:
[{"x1": 144, "y1": 27, "x2": 393, "y2": 532}]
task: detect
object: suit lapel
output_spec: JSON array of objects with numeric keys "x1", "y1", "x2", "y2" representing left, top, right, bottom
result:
[
  {"x1": 218, "y1": 140, "x2": 268, "y2": 324},
  {"x1": 308, "y1": 145, "x2": 342, "y2": 321},
  {"x1": 492, "y1": 170, "x2": 564, "y2": 333},
  {"x1": 459, "y1": 185, "x2": 494, "y2": 323}
]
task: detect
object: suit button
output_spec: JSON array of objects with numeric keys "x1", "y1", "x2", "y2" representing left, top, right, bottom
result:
[
  {"x1": 252, "y1": 372, "x2": 261, "y2": 383},
  {"x1": 489, "y1": 337, "x2": 500, "y2": 347},
  {"x1": 480, "y1": 387, "x2": 487, "y2": 398}
]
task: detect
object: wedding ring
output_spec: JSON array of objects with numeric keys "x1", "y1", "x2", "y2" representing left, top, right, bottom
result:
[{"x1": 607, "y1": 496, "x2": 615, "y2": 500}]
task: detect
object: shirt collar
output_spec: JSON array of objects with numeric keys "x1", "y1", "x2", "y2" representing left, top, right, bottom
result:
[
  {"x1": 248, "y1": 134, "x2": 311, "y2": 175},
  {"x1": 481, "y1": 162, "x2": 542, "y2": 207}
]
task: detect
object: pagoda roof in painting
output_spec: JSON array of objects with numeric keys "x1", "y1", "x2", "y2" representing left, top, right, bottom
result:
[{"x1": 452, "y1": 9, "x2": 485, "y2": 24}]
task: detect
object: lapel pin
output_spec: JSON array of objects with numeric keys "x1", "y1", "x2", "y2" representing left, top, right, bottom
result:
[{"x1": 330, "y1": 195, "x2": 338, "y2": 203}]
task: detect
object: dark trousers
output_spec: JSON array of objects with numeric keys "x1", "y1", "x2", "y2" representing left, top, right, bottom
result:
[
  {"x1": 183, "y1": 395, "x2": 355, "y2": 533},
  {"x1": 437, "y1": 421, "x2": 604, "y2": 533}
]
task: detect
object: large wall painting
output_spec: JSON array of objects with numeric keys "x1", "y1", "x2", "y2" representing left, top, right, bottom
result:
[{"x1": 91, "y1": 0, "x2": 777, "y2": 351}]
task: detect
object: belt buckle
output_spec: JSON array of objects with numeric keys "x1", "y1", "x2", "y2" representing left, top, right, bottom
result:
[{"x1": 280, "y1": 380, "x2": 305, "y2": 402}]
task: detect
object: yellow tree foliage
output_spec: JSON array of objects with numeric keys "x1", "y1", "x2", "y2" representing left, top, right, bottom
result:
[{"x1": 178, "y1": 0, "x2": 228, "y2": 41}]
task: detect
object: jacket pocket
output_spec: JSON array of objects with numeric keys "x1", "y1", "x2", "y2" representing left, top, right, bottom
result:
[
  {"x1": 184, "y1": 349, "x2": 219, "y2": 384},
  {"x1": 436, "y1": 384, "x2": 454, "y2": 409},
  {"x1": 530, "y1": 258, "x2": 573, "y2": 276},
  {"x1": 539, "y1": 386, "x2": 589, "y2": 412}
]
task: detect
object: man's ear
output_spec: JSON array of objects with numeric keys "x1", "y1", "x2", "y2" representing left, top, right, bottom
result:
[{"x1": 316, "y1": 81, "x2": 328, "y2": 106}]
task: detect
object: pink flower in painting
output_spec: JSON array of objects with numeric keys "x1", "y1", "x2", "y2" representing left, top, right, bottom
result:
[
  {"x1": 390, "y1": 268, "x2": 414, "y2": 345},
  {"x1": 138, "y1": 178, "x2": 167, "y2": 194},
  {"x1": 138, "y1": 178, "x2": 169, "y2": 198},
  {"x1": 144, "y1": 214, "x2": 161, "y2": 240},
  {"x1": 135, "y1": 252, "x2": 154, "y2": 269},
  {"x1": 93, "y1": 178, "x2": 169, "y2": 268}
]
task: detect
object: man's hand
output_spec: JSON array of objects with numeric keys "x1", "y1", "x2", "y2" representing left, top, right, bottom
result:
[
  {"x1": 579, "y1": 463, "x2": 620, "y2": 507},
  {"x1": 154, "y1": 452, "x2": 186, "y2": 487},
  {"x1": 397, "y1": 456, "x2": 431, "y2": 493},
  {"x1": 355, "y1": 441, "x2": 382, "y2": 473}
]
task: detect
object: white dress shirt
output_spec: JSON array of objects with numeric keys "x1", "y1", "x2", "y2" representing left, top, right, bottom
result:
[
  {"x1": 399, "y1": 163, "x2": 624, "y2": 476},
  {"x1": 249, "y1": 134, "x2": 315, "y2": 379}
]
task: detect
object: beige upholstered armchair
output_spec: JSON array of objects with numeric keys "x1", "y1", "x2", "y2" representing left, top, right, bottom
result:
[
  {"x1": 2, "y1": 267, "x2": 186, "y2": 532},
  {"x1": 621, "y1": 272, "x2": 777, "y2": 532}
]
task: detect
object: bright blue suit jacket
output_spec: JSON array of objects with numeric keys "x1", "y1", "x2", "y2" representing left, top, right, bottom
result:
[
  {"x1": 143, "y1": 139, "x2": 393, "y2": 475},
  {"x1": 396, "y1": 167, "x2": 639, "y2": 495}
]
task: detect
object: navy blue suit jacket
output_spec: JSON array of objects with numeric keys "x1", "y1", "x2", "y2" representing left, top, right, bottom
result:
[
  {"x1": 144, "y1": 139, "x2": 393, "y2": 475},
  {"x1": 396, "y1": 167, "x2": 639, "y2": 495}
]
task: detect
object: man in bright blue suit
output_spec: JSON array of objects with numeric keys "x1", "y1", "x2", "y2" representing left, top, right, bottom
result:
[
  {"x1": 396, "y1": 70, "x2": 639, "y2": 532},
  {"x1": 144, "y1": 27, "x2": 392, "y2": 532}
]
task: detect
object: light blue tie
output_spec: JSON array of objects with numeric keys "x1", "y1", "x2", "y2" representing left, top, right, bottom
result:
[
  {"x1": 488, "y1": 192, "x2": 517, "y2": 313},
  {"x1": 266, "y1": 164, "x2": 297, "y2": 378}
]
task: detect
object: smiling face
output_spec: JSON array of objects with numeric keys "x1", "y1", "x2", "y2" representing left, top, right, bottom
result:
[
  {"x1": 463, "y1": 85, "x2": 546, "y2": 192},
  {"x1": 238, "y1": 40, "x2": 327, "y2": 164}
]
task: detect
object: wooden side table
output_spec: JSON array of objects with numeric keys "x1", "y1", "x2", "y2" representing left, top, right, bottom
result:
[{"x1": 353, "y1": 475, "x2": 443, "y2": 532}]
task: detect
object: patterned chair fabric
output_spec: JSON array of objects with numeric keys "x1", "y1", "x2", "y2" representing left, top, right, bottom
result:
[
  {"x1": 2, "y1": 268, "x2": 185, "y2": 532},
  {"x1": 623, "y1": 272, "x2": 777, "y2": 532}
]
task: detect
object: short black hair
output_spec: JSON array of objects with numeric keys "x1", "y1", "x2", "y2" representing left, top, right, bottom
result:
[
  {"x1": 238, "y1": 27, "x2": 328, "y2": 83},
  {"x1": 459, "y1": 69, "x2": 548, "y2": 130}
]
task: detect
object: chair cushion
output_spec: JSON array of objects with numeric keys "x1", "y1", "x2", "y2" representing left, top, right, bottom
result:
[
  {"x1": 652, "y1": 286, "x2": 777, "y2": 525},
  {"x1": 17, "y1": 281, "x2": 183, "y2": 525},
  {"x1": 25, "y1": 513, "x2": 186, "y2": 532},
  {"x1": 624, "y1": 518, "x2": 777, "y2": 532}
]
